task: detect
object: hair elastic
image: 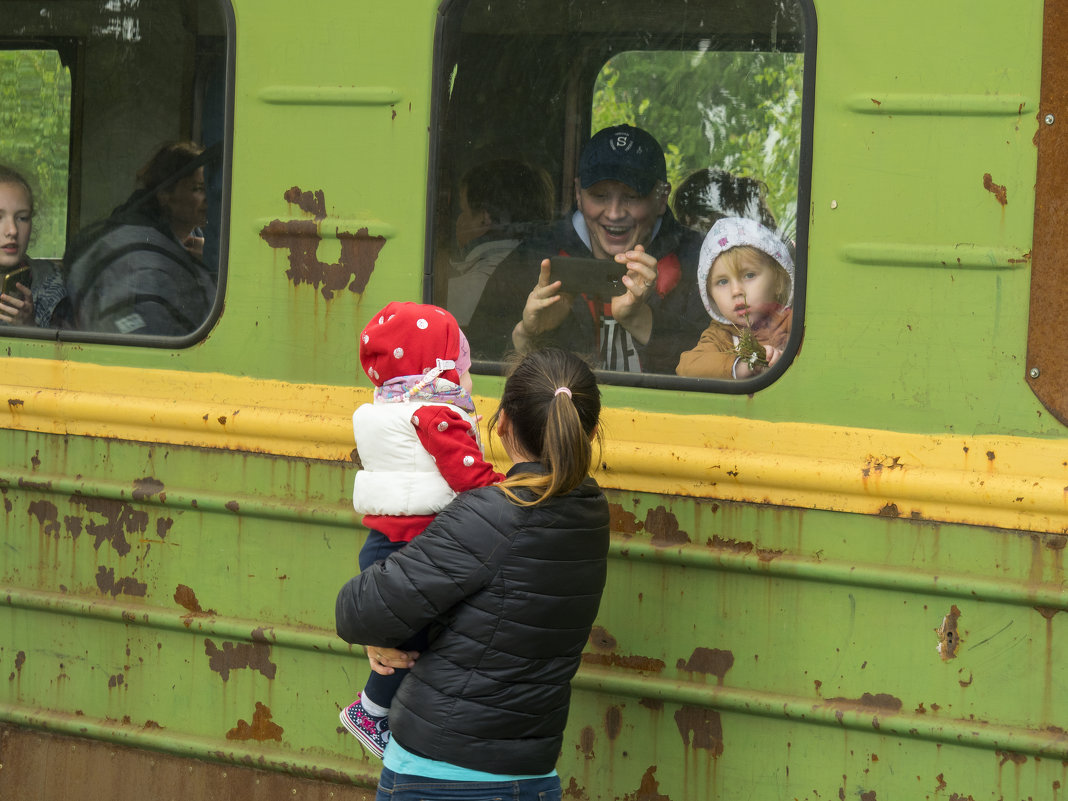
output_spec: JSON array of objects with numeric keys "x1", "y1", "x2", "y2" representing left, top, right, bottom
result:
[{"x1": 554, "y1": 386, "x2": 572, "y2": 398}]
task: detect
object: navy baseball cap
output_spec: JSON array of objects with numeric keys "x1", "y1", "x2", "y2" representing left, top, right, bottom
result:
[{"x1": 578, "y1": 124, "x2": 667, "y2": 196}]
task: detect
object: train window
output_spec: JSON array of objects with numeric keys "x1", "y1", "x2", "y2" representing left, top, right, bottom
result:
[
  {"x1": 428, "y1": 0, "x2": 814, "y2": 391},
  {"x1": 1, "y1": 1, "x2": 231, "y2": 344}
]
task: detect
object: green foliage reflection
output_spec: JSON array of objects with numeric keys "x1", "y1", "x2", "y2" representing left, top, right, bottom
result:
[
  {"x1": 593, "y1": 49, "x2": 803, "y2": 240},
  {"x1": 0, "y1": 50, "x2": 72, "y2": 258}
]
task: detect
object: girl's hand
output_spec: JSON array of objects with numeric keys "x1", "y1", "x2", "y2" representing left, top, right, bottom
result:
[
  {"x1": 367, "y1": 646, "x2": 419, "y2": 676},
  {"x1": 0, "y1": 282, "x2": 34, "y2": 325}
]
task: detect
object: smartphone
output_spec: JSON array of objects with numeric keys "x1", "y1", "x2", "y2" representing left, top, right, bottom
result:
[
  {"x1": 547, "y1": 257, "x2": 627, "y2": 297},
  {"x1": 1, "y1": 265, "x2": 31, "y2": 297}
]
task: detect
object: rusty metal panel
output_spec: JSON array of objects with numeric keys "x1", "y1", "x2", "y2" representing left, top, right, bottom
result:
[
  {"x1": 0, "y1": 726, "x2": 375, "y2": 800},
  {"x1": 1027, "y1": 0, "x2": 1068, "y2": 422}
]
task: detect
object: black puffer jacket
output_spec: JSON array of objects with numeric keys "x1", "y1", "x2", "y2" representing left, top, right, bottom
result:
[{"x1": 335, "y1": 463, "x2": 610, "y2": 774}]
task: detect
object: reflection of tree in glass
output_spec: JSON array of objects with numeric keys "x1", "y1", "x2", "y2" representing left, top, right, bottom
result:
[
  {"x1": 0, "y1": 50, "x2": 72, "y2": 258},
  {"x1": 592, "y1": 50, "x2": 804, "y2": 241}
]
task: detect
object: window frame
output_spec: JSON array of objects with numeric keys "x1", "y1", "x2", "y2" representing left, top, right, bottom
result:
[
  {"x1": 0, "y1": 1, "x2": 235, "y2": 349},
  {"x1": 424, "y1": 0, "x2": 817, "y2": 393}
]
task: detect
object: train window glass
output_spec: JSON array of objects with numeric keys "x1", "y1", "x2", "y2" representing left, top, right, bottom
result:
[
  {"x1": 428, "y1": 0, "x2": 813, "y2": 391},
  {"x1": 1, "y1": 1, "x2": 231, "y2": 343}
]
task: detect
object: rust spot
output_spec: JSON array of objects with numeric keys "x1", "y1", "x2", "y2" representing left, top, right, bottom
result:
[
  {"x1": 217, "y1": 416, "x2": 227, "y2": 426},
  {"x1": 96, "y1": 566, "x2": 147, "y2": 598},
  {"x1": 70, "y1": 494, "x2": 145, "y2": 556},
  {"x1": 250, "y1": 626, "x2": 275, "y2": 644},
  {"x1": 579, "y1": 725, "x2": 595, "y2": 758},
  {"x1": 28, "y1": 499, "x2": 61, "y2": 537},
  {"x1": 959, "y1": 672, "x2": 974, "y2": 687},
  {"x1": 1046, "y1": 534, "x2": 1067, "y2": 550},
  {"x1": 986, "y1": 450, "x2": 996, "y2": 461},
  {"x1": 673, "y1": 706, "x2": 724, "y2": 756},
  {"x1": 639, "y1": 698, "x2": 664, "y2": 711},
  {"x1": 936, "y1": 773, "x2": 947, "y2": 790},
  {"x1": 260, "y1": 187, "x2": 386, "y2": 299},
  {"x1": 8, "y1": 398, "x2": 24, "y2": 409},
  {"x1": 860, "y1": 792, "x2": 877, "y2": 801},
  {"x1": 582, "y1": 652, "x2": 666, "y2": 673},
  {"x1": 1036, "y1": 605, "x2": 1063, "y2": 620},
  {"x1": 284, "y1": 186, "x2": 326, "y2": 219},
  {"x1": 562, "y1": 777, "x2": 589, "y2": 800},
  {"x1": 174, "y1": 584, "x2": 217, "y2": 616},
  {"x1": 878, "y1": 502, "x2": 900, "y2": 518},
  {"x1": 589, "y1": 625, "x2": 618, "y2": 651},
  {"x1": 108, "y1": 673, "x2": 125, "y2": 688},
  {"x1": 814, "y1": 679, "x2": 823, "y2": 695},
  {"x1": 826, "y1": 693, "x2": 903, "y2": 712},
  {"x1": 605, "y1": 705, "x2": 622, "y2": 740},
  {"x1": 623, "y1": 766, "x2": 670, "y2": 801},
  {"x1": 937, "y1": 605, "x2": 963, "y2": 659},
  {"x1": 226, "y1": 701, "x2": 283, "y2": 742},
  {"x1": 143, "y1": 720, "x2": 162, "y2": 729},
  {"x1": 14, "y1": 651, "x2": 25, "y2": 671},
  {"x1": 708, "y1": 534, "x2": 754, "y2": 554},
  {"x1": 204, "y1": 638, "x2": 277, "y2": 681},
  {"x1": 645, "y1": 506, "x2": 689, "y2": 547},
  {"x1": 871, "y1": 98, "x2": 881, "y2": 106},
  {"x1": 609, "y1": 503, "x2": 641, "y2": 536},
  {"x1": 30, "y1": 452, "x2": 40, "y2": 470},
  {"x1": 677, "y1": 647, "x2": 734, "y2": 684},
  {"x1": 997, "y1": 750, "x2": 1027, "y2": 767},
  {"x1": 19, "y1": 477, "x2": 51, "y2": 492},
  {"x1": 983, "y1": 173, "x2": 1008, "y2": 206},
  {"x1": 225, "y1": 500, "x2": 240, "y2": 513},
  {"x1": 156, "y1": 518, "x2": 173, "y2": 539},
  {"x1": 132, "y1": 477, "x2": 165, "y2": 501},
  {"x1": 757, "y1": 546, "x2": 784, "y2": 562}
]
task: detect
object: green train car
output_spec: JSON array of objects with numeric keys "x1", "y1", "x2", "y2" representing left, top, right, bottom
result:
[{"x1": 2, "y1": 0, "x2": 1066, "y2": 798}]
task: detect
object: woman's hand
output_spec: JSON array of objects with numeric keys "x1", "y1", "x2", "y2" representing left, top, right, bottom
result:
[
  {"x1": 512, "y1": 259, "x2": 570, "y2": 351},
  {"x1": 611, "y1": 246, "x2": 657, "y2": 344},
  {"x1": 367, "y1": 646, "x2": 419, "y2": 676},
  {"x1": 0, "y1": 282, "x2": 34, "y2": 325}
]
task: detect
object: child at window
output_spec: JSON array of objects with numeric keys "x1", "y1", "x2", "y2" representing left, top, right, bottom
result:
[
  {"x1": 339, "y1": 301, "x2": 504, "y2": 758},
  {"x1": 676, "y1": 217, "x2": 794, "y2": 379}
]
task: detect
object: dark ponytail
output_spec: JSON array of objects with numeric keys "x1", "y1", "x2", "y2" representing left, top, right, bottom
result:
[{"x1": 490, "y1": 348, "x2": 601, "y2": 506}]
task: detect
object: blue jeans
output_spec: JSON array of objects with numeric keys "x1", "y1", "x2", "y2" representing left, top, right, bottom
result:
[
  {"x1": 375, "y1": 767, "x2": 562, "y2": 801},
  {"x1": 359, "y1": 530, "x2": 430, "y2": 707}
]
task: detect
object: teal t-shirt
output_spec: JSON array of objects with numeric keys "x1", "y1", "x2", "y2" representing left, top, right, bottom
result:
[{"x1": 383, "y1": 739, "x2": 557, "y2": 782}]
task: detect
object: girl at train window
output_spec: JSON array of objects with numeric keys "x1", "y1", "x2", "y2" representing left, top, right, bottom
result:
[
  {"x1": 675, "y1": 216, "x2": 793, "y2": 379},
  {"x1": 0, "y1": 165, "x2": 68, "y2": 328}
]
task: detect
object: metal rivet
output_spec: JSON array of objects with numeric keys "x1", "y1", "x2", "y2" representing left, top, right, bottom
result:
[
  {"x1": 1045, "y1": 113, "x2": 1055, "y2": 125},
  {"x1": 1029, "y1": 367, "x2": 1040, "y2": 379}
]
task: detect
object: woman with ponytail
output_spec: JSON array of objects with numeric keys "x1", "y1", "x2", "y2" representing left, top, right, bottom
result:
[{"x1": 336, "y1": 348, "x2": 609, "y2": 800}]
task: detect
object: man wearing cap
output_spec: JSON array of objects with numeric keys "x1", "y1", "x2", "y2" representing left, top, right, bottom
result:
[{"x1": 466, "y1": 124, "x2": 706, "y2": 374}]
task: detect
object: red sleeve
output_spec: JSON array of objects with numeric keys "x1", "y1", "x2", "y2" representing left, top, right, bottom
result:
[{"x1": 413, "y1": 405, "x2": 506, "y2": 492}]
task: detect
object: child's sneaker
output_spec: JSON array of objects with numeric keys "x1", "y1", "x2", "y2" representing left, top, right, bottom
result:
[{"x1": 340, "y1": 694, "x2": 390, "y2": 757}]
